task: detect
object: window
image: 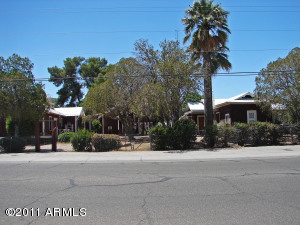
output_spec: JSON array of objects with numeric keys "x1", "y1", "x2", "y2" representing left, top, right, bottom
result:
[
  {"x1": 247, "y1": 110, "x2": 257, "y2": 123},
  {"x1": 225, "y1": 113, "x2": 230, "y2": 125}
]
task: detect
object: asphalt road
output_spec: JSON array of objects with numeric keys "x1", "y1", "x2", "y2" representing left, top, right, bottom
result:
[{"x1": 1, "y1": 157, "x2": 300, "y2": 225}]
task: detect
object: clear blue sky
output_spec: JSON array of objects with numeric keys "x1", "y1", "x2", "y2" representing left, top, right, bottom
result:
[{"x1": 1, "y1": 0, "x2": 299, "y2": 99}]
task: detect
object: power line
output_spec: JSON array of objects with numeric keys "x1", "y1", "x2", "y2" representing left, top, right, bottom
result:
[
  {"x1": 1, "y1": 71, "x2": 297, "y2": 82},
  {"x1": 1, "y1": 29, "x2": 300, "y2": 35},
  {"x1": 19, "y1": 49, "x2": 291, "y2": 57},
  {"x1": 1, "y1": 8, "x2": 300, "y2": 14}
]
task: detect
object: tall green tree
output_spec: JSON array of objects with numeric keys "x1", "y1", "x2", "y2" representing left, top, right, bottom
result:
[
  {"x1": 134, "y1": 39, "x2": 201, "y2": 123},
  {"x1": 48, "y1": 57, "x2": 108, "y2": 107},
  {"x1": 182, "y1": 0, "x2": 231, "y2": 129},
  {"x1": 80, "y1": 57, "x2": 108, "y2": 88},
  {"x1": 255, "y1": 47, "x2": 300, "y2": 124},
  {"x1": 0, "y1": 54, "x2": 48, "y2": 136},
  {"x1": 48, "y1": 57, "x2": 85, "y2": 107},
  {"x1": 83, "y1": 57, "x2": 143, "y2": 137}
]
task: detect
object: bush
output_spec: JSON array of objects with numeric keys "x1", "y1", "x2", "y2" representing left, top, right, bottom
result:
[
  {"x1": 217, "y1": 125, "x2": 234, "y2": 147},
  {"x1": 149, "y1": 124, "x2": 170, "y2": 150},
  {"x1": 58, "y1": 132, "x2": 75, "y2": 143},
  {"x1": 70, "y1": 129, "x2": 94, "y2": 152},
  {"x1": 0, "y1": 137, "x2": 27, "y2": 153},
  {"x1": 266, "y1": 123, "x2": 281, "y2": 145},
  {"x1": 170, "y1": 119, "x2": 197, "y2": 150},
  {"x1": 249, "y1": 122, "x2": 267, "y2": 146},
  {"x1": 91, "y1": 134, "x2": 121, "y2": 152},
  {"x1": 92, "y1": 120, "x2": 102, "y2": 134},
  {"x1": 6, "y1": 117, "x2": 35, "y2": 136},
  {"x1": 233, "y1": 123, "x2": 250, "y2": 146},
  {"x1": 150, "y1": 119, "x2": 197, "y2": 150},
  {"x1": 203, "y1": 125, "x2": 218, "y2": 148}
]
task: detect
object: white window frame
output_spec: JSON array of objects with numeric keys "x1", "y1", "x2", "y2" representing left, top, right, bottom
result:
[{"x1": 247, "y1": 110, "x2": 257, "y2": 123}]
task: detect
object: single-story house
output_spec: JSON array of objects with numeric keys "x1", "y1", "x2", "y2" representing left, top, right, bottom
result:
[
  {"x1": 41, "y1": 107, "x2": 85, "y2": 136},
  {"x1": 43, "y1": 107, "x2": 124, "y2": 135},
  {"x1": 183, "y1": 92, "x2": 271, "y2": 130}
]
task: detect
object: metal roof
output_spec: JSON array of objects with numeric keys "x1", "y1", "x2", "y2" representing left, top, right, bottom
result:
[
  {"x1": 53, "y1": 107, "x2": 85, "y2": 117},
  {"x1": 187, "y1": 92, "x2": 256, "y2": 113}
]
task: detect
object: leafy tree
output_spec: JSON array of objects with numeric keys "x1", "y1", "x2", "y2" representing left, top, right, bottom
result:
[
  {"x1": 83, "y1": 57, "x2": 143, "y2": 137},
  {"x1": 182, "y1": 0, "x2": 231, "y2": 128},
  {"x1": 48, "y1": 57, "x2": 85, "y2": 107},
  {"x1": 0, "y1": 54, "x2": 48, "y2": 136},
  {"x1": 255, "y1": 47, "x2": 300, "y2": 124},
  {"x1": 133, "y1": 39, "x2": 201, "y2": 123},
  {"x1": 181, "y1": 91, "x2": 202, "y2": 114},
  {"x1": 80, "y1": 57, "x2": 108, "y2": 88},
  {"x1": 84, "y1": 40, "x2": 201, "y2": 138},
  {"x1": 48, "y1": 57, "x2": 108, "y2": 107}
]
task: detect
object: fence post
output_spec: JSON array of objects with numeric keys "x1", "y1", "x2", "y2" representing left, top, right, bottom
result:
[
  {"x1": 52, "y1": 121, "x2": 57, "y2": 152},
  {"x1": 35, "y1": 122, "x2": 40, "y2": 152},
  {"x1": 149, "y1": 132, "x2": 152, "y2": 150}
]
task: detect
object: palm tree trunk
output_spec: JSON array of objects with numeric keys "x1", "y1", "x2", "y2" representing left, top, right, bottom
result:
[
  {"x1": 204, "y1": 75, "x2": 214, "y2": 127},
  {"x1": 203, "y1": 54, "x2": 214, "y2": 127}
]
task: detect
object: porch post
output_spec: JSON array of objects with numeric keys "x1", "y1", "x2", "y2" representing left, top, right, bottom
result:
[
  {"x1": 75, "y1": 116, "x2": 78, "y2": 132},
  {"x1": 102, "y1": 116, "x2": 105, "y2": 134}
]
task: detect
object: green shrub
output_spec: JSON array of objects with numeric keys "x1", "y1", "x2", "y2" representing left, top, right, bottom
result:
[
  {"x1": 70, "y1": 129, "x2": 94, "y2": 152},
  {"x1": 217, "y1": 125, "x2": 234, "y2": 147},
  {"x1": 233, "y1": 123, "x2": 250, "y2": 146},
  {"x1": 266, "y1": 123, "x2": 281, "y2": 145},
  {"x1": 170, "y1": 119, "x2": 197, "y2": 150},
  {"x1": 6, "y1": 117, "x2": 35, "y2": 136},
  {"x1": 203, "y1": 125, "x2": 218, "y2": 148},
  {"x1": 149, "y1": 124, "x2": 170, "y2": 150},
  {"x1": 91, "y1": 134, "x2": 121, "y2": 152},
  {"x1": 58, "y1": 132, "x2": 75, "y2": 143},
  {"x1": 249, "y1": 122, "x2": 269, "y2": 146},
  {"x1": 92, "y1": 120, "x2": 102, "y2": 134},
  {"x1": 0, "y1": 137, "x2": 27, "y2": 153},
  {"x1": 6, "y1": 117, "x2": 15, "y2": 136},
  {"x1": 150, "y1": 119, "x2": 197, "y2": 150}
]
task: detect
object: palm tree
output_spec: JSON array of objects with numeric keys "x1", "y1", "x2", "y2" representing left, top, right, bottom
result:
[{"x1": 182, "y1": 0, "x2": 231, "y2": 130}]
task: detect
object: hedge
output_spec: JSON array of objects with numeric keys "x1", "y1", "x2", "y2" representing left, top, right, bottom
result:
[
  {"x1": 0, "y1": 137, "x2": 27, "y2": 153},
  {"x1": 91, "y1": 134, "x2": 121, "y2": 152},
  {"x1": 150, "y1": 119, "x2": 197, "y2": 150},
  {"x1": 70, "y1": 129, "x2": 94, "y2": 152},
  {"x1": 203, "y1": 122, "x2": 285, "y2": 147}
]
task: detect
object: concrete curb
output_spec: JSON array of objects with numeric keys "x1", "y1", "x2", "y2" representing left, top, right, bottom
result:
[{"x1": 0, "y1": 145, "x2": 300, "y2": 163}]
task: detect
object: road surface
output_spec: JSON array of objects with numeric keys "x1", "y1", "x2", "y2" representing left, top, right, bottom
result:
[{"x1": 0, "y1": 157, "x2": 300, "y2": 224}]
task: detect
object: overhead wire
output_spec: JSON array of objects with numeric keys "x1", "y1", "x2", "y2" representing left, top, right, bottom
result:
[{"x1": 0, "y1": 71, "x2": 297, "y2": 83}]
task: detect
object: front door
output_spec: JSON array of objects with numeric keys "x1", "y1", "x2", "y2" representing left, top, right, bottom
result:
[{"x1": 197, "y1": 116, "x2": 205, "y2": 130}]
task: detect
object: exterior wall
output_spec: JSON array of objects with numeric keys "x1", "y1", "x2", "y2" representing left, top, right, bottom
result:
[
  {"x1": 42, "y1": 114, "x2": 63, "y2": 136},
  {"x1": 216, "y1": 104, "x2": 270, "y2": 124},
  {"x1": 102, "y1": 117, "x2": 122, "y2": 134},
  {"x1": 0, "y1": 117, "x2": 8, "y2": 137}
]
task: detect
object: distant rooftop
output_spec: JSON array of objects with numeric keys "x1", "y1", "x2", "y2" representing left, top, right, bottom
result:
[{"x1": 53, "y1": 107, "x2": 84, "y2": 117}]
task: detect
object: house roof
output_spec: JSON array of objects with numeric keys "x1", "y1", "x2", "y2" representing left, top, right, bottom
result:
[
  {"x1": 53, "y1": 107, "x2": 85, "y2": 117},
  {"x1": 186, "y1": 92, "x2": 256, "y2": 114},
  {"x1": 49, "y1": 108, "x2": 65, "y2": 116}
]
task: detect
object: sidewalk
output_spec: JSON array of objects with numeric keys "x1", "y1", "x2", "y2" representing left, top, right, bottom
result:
[{"x1": 0, "y1": 145, "x2": 300, "y2": 163}]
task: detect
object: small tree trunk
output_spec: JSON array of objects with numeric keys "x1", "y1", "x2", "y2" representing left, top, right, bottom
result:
[
  {"x1": 122, "y1": 116, "x2": 135, "y2": 141},
  {"x1": 14, "y1": 123, "x2": 19, "y2": 137}
]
